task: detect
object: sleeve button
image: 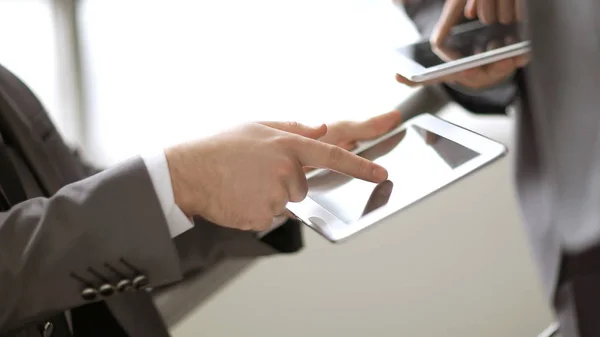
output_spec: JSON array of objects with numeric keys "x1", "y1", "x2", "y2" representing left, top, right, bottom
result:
[
  {"x1": 132, "y1": 275, "x2": 149, "y2": 290},
  {"x1": 116, "y1": 279, "x2": 133, "y2": 292},
  {"x1": 42, "y1": 321, "x2": 54, "y2": 337},
  {"x1": 98, "y1": 283, "x2": 116, "y2": 297},
  {"x1": 81, "y1": 287, "x2": 98, "y2": 301}
]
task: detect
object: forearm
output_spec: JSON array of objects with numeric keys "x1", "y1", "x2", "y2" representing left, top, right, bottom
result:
[{"x1": 0, "y1": 157, "x2": 183, "y2": 333}]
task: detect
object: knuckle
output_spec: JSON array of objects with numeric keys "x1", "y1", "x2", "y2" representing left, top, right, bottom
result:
[
  {"x1": 239, "y1": 222, "x2": 253, "y2": 231},
  {"x1": 269, "y1": 189, "x2": 288, "y2": 213},
  {"x1": 273, "y1": 134, "x2": 301, "y2": 153},
  {"x1": 271, "y1": 134, "x2": 291, "y2": 147},
  {"x1": 357, "y1": 158, "x2": 371, "y2": 176},
  {"x1": 286, "y1": 121, "x2": 301, "y2": 129},
  {"x1": 229, "y1": 216, "x2": 248, "y2": 230},
  {"x1": 244, "y1": 215, "x2": 272, "y2": 231},
  {"x1": 327, "y1": 145, "x2": 344, "y2": 163},
  {"x1": 289, "y1": 184, "x2": 308, "y2": 203},
  {"x1": 258, "y1": 218, "x2": 274, "y2": 231},
  {"x1": 275, "y1": 157, "x2": 297, "y2": 178}
]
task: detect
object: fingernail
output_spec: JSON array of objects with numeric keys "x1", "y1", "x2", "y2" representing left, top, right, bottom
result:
[
  {"x1": 373, "y1": 166, "x2": 388, "y2": 181},
  {"x1": 311, "y1": 123, "x2": 327, "y2": 131}
]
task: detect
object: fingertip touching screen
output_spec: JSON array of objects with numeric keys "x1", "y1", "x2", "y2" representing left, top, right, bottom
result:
[{"x1": 306, "y1": 125, "x2": 480, "y2": 223}]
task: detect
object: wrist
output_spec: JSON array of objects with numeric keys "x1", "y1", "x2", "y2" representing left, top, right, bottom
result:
[{"x1": 164, "y1": 144, "x2": 203, "y2": 218}]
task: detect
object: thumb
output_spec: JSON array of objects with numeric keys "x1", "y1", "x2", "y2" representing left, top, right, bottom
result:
[
  {"x1": 464, "y1": 0, "x2": 477, "y2": 19},
  {"x1": 347, "y1": 110, "x2": 403, "y2": 141},
  {"x1": 430, "y1": 0, "x2": 467, "y2": 45},
  {"x1": 260, "y1": 121, "x2": 328, "y2": 139}
]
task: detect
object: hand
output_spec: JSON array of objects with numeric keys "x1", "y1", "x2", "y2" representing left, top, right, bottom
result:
[
  {"x1": 431, "y1": 0, "x2": 524, "y2": 45},
  {"x1": 395, "y1": 49, "x2": 528, "y2": 89},
  {"x1": 419, "y1": 34, "x2": 528, "y2": 89},
  {"x1": 395, "y1": 0, "x2": 528, "y2": 89},
  {"x1": 306, "y1": 110, "x2": 402, "y2": 173},
  {"x1": 165, "y1": 122, "x2": 388, "y2": 231},
  {"x1": 307, "y1": 111, "x2": 404, "y2": 191},
  {"x1": 317, "y1": 110, "x2": 403, "y2": 151}
]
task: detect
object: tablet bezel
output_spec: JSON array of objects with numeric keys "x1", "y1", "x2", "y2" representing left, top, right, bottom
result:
[
  {"x1": 394, "y1": 22, "x2": 530, "y2": 82},
  {"x1": 286, "y1": 113, "x2": 507, "y2": 243}
]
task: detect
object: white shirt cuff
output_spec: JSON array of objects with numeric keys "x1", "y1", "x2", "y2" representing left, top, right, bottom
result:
[{"x1": 142, "y1": 150, "x2": 194, "y2": 238}]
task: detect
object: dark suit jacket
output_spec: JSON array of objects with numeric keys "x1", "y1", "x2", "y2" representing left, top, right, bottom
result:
[
  {"x1": 0, "y1": 62, "x2": 303, "y2": 337},
  {"x1": 406, "y1": 1, "x2": 600, "y2": 335}
]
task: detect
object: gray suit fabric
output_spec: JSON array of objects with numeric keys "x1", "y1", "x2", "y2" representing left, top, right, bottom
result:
[
  {"x1": 405, "y1": 1, "x2": 600, "y2": 335},
  {"x1": 519, "y1": 1, "x2": 600, "y2": 335},
  {"x1": 0, "y1": 60, "x2": 294, "y2": 337}
]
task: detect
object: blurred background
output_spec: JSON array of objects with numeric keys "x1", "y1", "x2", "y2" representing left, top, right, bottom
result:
[{"x1": 0, "y1": 0, "x2": 556, "y2": 336}]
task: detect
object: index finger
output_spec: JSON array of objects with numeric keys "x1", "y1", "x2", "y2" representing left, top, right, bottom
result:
[
  {"x1": 294, "y1": 137, "x2": 388, "y2": 183},
  {"x1": 431, "y1": 0, "x2": 468, "y2": 45},
  {"x1": 431, "y1": 41, "x2": 462, "y2": 62}
]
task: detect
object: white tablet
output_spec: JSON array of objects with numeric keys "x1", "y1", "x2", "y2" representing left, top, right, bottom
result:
[
  {"x1": 395, "y1": 21, "x2": 530, "y2": 82},
  {"x1": 286, "y1": 113, "x2": 507, "y2": 243}
]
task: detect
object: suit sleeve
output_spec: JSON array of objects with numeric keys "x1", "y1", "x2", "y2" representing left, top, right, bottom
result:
[
  {"x1": 65, "y1": 149, "x2": 303, "y2": 291},
  {"x1": 400, "y1": 0, "x2": 518, "y2": 114},
  {"x1": 0, "y1": 157, "x2": 183, "y2": 333},
  {"x1": 172, "y1": 217, "x2": 303, "y2": 280},
  {"x1": 70, "y1": 148, "x2": 103, "y2": 176}
]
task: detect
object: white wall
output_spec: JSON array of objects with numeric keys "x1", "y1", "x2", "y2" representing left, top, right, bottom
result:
[
  {"x1": 0, "y1": 0, "x2": 74, "y2": 140},
  {"x1": 79, "y1": 0, "x2": 419, "y2": 165}
]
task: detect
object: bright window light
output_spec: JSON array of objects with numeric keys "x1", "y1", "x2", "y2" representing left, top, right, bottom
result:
[
  {"x1": 0, "y1": 0, "x2": 73, "y2": 140},
  {"x1": 80, "y1": 0, "x2": 421, "y2": 165}
]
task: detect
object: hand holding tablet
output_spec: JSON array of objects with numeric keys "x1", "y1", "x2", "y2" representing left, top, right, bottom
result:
[
  {"x1": 394, "y1": 0, "x2": 529, "y2": 86},
  {"x1": 286, "y1": 114, "x2": 507, "y2": 242},
  {"x1": 394, "y1": 21, "x2": 529, "y2": 85},
  {"x1": 257, "y1": 111, "x2": 404, "y2": 238}
]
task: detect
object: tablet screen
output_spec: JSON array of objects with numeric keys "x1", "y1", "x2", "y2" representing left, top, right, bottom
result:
[
  {"x1": 307, "y1": 125, "x2": 480, "y2": 223},
  {"x1": 396, "y1": 22, "x2": 523, "y2": 69}
]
